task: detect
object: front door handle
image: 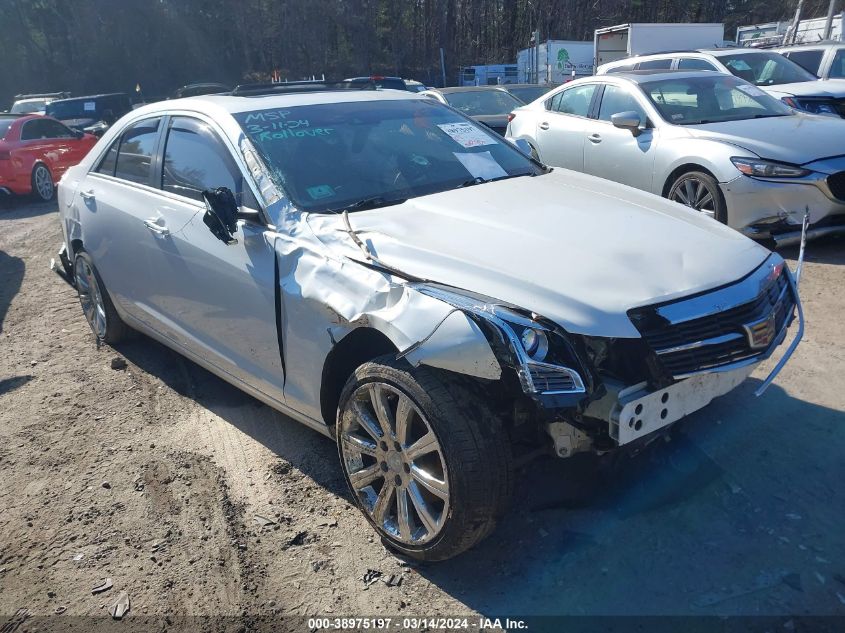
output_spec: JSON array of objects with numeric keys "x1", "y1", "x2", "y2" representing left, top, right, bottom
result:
[
  {"x1": 588, "y1": 134, "x2": 602, "y2": 144},
  {"x1": 539, "y1": 122, "x2": 550, "y2": 130},
  {"x1": 144, "y1": 217, "x2": 170, "y2": 235}
]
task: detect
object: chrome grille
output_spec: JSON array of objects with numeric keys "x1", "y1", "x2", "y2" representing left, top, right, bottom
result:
[{"x1": 630, "y1": 265, "x2": 795, "y2": 378}]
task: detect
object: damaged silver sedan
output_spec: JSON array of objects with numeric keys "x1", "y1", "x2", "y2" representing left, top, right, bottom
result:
[{"x1": 54, "y1": 87, "x2": 803, "y2": 561}]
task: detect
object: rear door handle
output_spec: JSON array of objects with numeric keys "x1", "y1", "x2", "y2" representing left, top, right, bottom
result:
[
  {"x1": 144, "y1": 217, "x2": 170, "y2": 235},
  {"x1": 79, "y1": 189, "x2": 95, "y2": 200},
  {"x1": 588, "y1": 134, "x2": 602, "y2": 144},
  {"x1": 539, "y1": 122, "x2": 550, "y2": 130}
]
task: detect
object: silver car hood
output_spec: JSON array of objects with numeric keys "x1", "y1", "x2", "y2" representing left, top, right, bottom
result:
[
  {"x1": 763, "y1": 80, "x2": 845, "y2": 98},
  {"x1": 686, "y1": 114, "x2": 845, "y2": 166},
  {"x1": 307, "y1": 170, "x2": 768, "y2": 338}
]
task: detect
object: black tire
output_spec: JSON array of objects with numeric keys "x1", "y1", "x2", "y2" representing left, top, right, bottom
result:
[
  {"x1": 667, "y1": 170, "x2": 727, "y2": 224},
  {"x1": 30, "y1": 163, "x2": 55, "y2": 202},
  {"x1": 73, "y1": 250, "x2": 130, "y2": 344},
  {"x1": 336, "y1": 355, "x2": 513, "y2": 561}
]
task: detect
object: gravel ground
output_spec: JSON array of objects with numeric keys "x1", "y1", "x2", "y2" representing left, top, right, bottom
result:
[{"x1": 1, "y1": 198, "x2": 844, "y2": 630}]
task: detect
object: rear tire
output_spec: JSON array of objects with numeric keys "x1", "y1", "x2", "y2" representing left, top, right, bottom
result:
[
  {"x1": 667, "y1": 170, "x2": 727, "y2": 224},
  {"x1": 73, "y1": 251, "x2": 130, "y2": 344},
  {"x1": 31, "y1": 163, "x2": 54, "y2": 202},
  {"x1": 337, "y1": 355, "x2": 513, "y2": 561}
]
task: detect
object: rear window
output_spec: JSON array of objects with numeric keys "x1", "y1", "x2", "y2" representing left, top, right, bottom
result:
[
  {"x1": 114, "y1": 118, "x2": 161, "y2": 185},
  {"x1": 832, "y1": 49, "x2": 845, "y2": 79},
  {"x1": 443, "y1": 89, "x2": 523, "y2": 116}
]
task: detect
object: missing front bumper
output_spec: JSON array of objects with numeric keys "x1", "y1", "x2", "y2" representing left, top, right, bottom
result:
[{"x1": 609, "y1": 364, "x2": 755, "y2": 446}]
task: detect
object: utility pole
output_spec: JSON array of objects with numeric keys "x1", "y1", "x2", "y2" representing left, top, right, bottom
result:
[
  {"x1": 785, "y1": 0, "x2": 805, "y2": 45},
  {"x1": 822, "y1": 0, "x2": 838, "y2": 40}
]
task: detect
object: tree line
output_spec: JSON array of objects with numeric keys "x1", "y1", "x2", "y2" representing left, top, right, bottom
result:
[{"x1": 0, "y1": 0, "x2": 833, "y2": 106}]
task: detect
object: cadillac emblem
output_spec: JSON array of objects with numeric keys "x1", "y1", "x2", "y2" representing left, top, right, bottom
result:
[{"x1": 743, "y1": 311, "x2": 777, "y2": 350}]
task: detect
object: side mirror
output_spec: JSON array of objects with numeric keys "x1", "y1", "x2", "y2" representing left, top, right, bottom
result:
[
  {"x1": 70, "y1": 128, "x2": 84, "y2": 139},
  {"x1": 511, "y1": 138, "x2": 533, "y2": 157},
  {"x1": 611, "y1": 111, "x2": 645, "y2": 136},
  {"x1": 202, "y1": 187, "x2": 239, "y2": 245}
]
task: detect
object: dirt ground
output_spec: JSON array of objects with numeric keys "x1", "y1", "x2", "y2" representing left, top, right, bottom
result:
[{"x1": 1, "y1": 197, "x2": 844, "y2": 631}]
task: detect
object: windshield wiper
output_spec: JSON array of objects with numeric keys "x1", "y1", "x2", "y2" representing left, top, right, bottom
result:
[
  {"x1": 331, "y1": 196, "x2": 407, "y2": 214},
  {"x1": 457, "y1": 172, "x2": 535, "y2": 188}
]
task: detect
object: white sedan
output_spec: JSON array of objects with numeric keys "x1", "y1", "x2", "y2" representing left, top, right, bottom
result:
[{"x1": 55, "y1": 86, "x2": 801, "y2": 560}]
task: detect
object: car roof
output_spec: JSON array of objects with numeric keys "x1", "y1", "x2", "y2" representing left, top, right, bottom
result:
[
  {"x1": 49, "y1": 93, "x2": 129, "y2": 103},
  {"x1": 777, "y1": 41, "x2": 845, "y2": 50},
  {"x1": 435, "y1": 86, "x2": 511, "y2": 93},
  {"x1": 592, "y1": 69, "x2": 731, "y2": 83},
  {"x1": 134, "y1": 89, "x2": 424, "y2": 117}
]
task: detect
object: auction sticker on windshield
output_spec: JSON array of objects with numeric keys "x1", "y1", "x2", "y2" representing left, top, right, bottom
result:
[{"x1": 438, "y1": 122, "x2": 497, "y2": 148}]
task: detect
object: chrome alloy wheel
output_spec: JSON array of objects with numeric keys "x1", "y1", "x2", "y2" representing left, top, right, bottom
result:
[
  {"x1": 340, "y1": 382, "x2": 450, "y2": 545},
  {"x1": 74, "y1": 257, "x2": 107, "y2": 339},
  {"x1": 670, "y1": 176, "x2": 716, "y2": 219},
  {"x1": 33, "y1": 164, "x2": 54, "y2": 200}
]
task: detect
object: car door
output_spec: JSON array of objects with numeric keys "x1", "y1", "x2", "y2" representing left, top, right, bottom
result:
[
  {"x1": 37, "y1": 118, "x2": 81, "y2": 179},
  {"x1": 147, "y1": 115, "x2": 285, "y2": 402},
  {"x1": 583, "y1": 83, "x2": 658, "y2": 191},
  {"x1": 75, "y1": 116, "x2": 167, "y2": 328},
  {"x1": 16, "y1": 119, "x2": 51, "y2": 178},
  {"x1": 534, "y1": 83, "x2": 599, "y2": 170}
]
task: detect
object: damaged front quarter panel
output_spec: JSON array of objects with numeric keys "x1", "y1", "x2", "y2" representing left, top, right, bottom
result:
[{"x1": 272, "y1": 225, "x2": 503, "y2": 421}]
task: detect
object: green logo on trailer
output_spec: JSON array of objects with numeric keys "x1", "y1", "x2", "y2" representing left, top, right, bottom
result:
[{"x1": 556, "y1": 48, "x2": 570, "y2": 70}]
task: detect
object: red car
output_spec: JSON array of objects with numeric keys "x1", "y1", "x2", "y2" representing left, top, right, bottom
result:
[{"x1": 0, "y1": 114, "x2": 97, "y2": 202}]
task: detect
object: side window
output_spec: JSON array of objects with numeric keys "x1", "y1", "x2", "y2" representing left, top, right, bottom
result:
[
  {"x1": 784, "y1": 49, "x2": 825, "y2": 76},
  {"x1": 114, "y1": 118, "x2": 161, "y2": 185},
  {"x1": 637, "y1": 58, "x2": 673, "y2": 70},
  {"x1": 554, "y1": 84, "x2": 597, "y2": 117},
  {"x1": 606, "y1": 62, "x2": 636, "y2": 74},
  {"x1": 161, "y1": 117, "x2": 240, "y2": 202},
  {"x1": 95, "y1": 139, "x2": 120, "y2": 176},
  {"x1": 597, "y1": 85, "x2": 647, "y2": 122},
  {"x1": 20, "y1": 120, "x2": 44, "y2": 141},
  {"x1": 40, "y1": 119, "x2": 74, "y2": 139},
  {"x1": 678, "y1": 58, "x2": 719, "y2": 72},
  {"x1": 831, "y1": 49, "x2": 845, "y2": 79}
]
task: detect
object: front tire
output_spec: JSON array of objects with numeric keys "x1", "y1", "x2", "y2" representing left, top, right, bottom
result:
[
  {"x1": 31, "y1": 163, "x2": 55, "y2": 202},
  {"x1": 337, "y1": 356, "x2": 513, "y2": 561},
  {"x1": 667, "y1": 170, "x2": 727, "y2": 224},
  {"x1": 73, "y1": 251, "x2": 130, "y2": 344}
]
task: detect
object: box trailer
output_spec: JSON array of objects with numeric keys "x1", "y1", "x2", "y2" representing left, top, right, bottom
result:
[
  {"x1": 594, "y1": 23, "x2": 726, "y2": 67},
  {"x1": 517, "y1": 40, "x2": 594, "y2": 84}
]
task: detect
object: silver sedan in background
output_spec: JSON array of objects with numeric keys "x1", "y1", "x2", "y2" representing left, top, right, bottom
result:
[{"x1": 507, "y1": 70, "x2": 845, "y2": 244}]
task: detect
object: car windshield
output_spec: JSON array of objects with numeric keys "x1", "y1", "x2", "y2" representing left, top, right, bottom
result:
[
  {"x1": 443, "y1": 90, "x2": 523, "y2": 115},
  {"x1": 234, "y1": 98, "x2": 541, "y2": 213},
  {"x1": 640, "y1": 75, "x2": 794, "y2": 125},
  {"x1": 715, "y1": 51, "x2": 817, "y2": 86},
  {"x1": 507, "y1": 86, "x2": 552, "y2": 103},
  {"x1": 831, "y1": 49, "x2": 845, "y2": 79},
  {"x1": 10, "y1": 100, "x2": 46, "y2": 114}
]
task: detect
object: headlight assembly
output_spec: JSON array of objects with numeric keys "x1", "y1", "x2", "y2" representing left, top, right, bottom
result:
[
  {"x1": 730, "y1": 157, "x2": 810, "y2": 179},
  {"x1": 414, "y1": 285, "x2": 587, "y2": 403}
]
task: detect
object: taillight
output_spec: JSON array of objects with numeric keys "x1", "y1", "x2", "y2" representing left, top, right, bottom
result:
[{"x1": 507, "y1": 113, "x2": 516, "y2": 122}]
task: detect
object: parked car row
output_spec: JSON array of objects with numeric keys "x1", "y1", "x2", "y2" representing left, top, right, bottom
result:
[{"x1": 52, "y1": 79, "x2": 803, "y2": 561}]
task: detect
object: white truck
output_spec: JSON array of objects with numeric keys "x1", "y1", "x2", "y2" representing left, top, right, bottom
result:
[
  {"x1": 517, "y1": 40, "x2": 594, "y2": 84},
  {"x1": 594, "y1": 23, "x2": 726, "y2": 67}
]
